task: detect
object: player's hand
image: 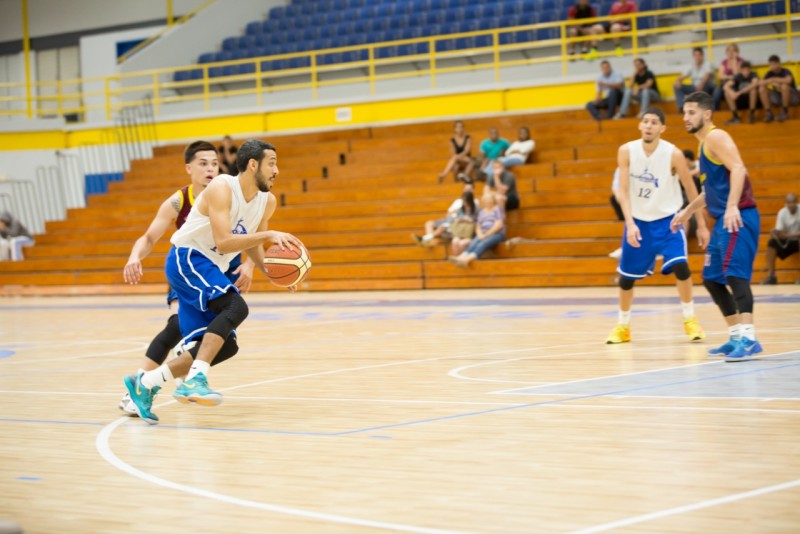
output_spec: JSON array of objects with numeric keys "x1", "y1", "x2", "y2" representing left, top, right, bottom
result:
[
  {"x1": 696, "y1": 226, "x2": 710, "y2": 250},
  {"x1": 123, "y1": 260, "x2": 143, "y2": 285},
  {"x1": 670, "y1": 210, "x2": 688, "y2": 233},
  {"x1": 287, "y1": 284, "x2": 298, "y2": 293},
  {"x1": 233, "y1": 260, "x2": 254, "y2": 293},
  {"x1": 625, "y1": 222, "x2": 642, "y2": 248},
  {"x1": 723, "y1": 206, "x2": 742, "y2": 233},
  {"x1": 267, "y1": 230, "x2": 304, "y2": 252}
]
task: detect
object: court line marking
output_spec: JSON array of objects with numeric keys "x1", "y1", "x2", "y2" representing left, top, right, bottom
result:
[
  {"x1": 543, "y1": 403, "x2": 800, "y2": 414},
  {"x1": 96, "y1": 419, "x2": 466, "y2": 534},
  {"x1": 0, "y1": 339, "x2": 149, "y2": 365},
  {"x1": 569, "y1": 478, "x2": 800, "y2": 533}
]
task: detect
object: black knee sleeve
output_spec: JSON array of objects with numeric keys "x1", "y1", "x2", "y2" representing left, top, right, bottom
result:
[
  {"x1": 673, "y1": 262, "x2": 692, "y2": 281},
  {"x1": 619, "y1": 277, "x2": 636, "y2": 290},
  {"x1": 185, "y1": 334, "x2": 239, "y2": 366},
  {"x1": 703, "y1": 279, "x2": 737, "y2": 317},
  {"x1": 145, "y1": 314, "x2": 181, "y2": 365},
  {"x1": 206, "y1": 291, "x2": 249, "y2": 339},
  {"x1": 726, "y1": 276, "x2": 754, "y2": 314}
]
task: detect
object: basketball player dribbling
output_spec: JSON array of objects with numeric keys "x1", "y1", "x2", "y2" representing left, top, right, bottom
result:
[
  {"x1": 123, "y1": 139, "x2": 304, "y2": 424},
  {"x1": 672, "y1": 91, "x2": 763, "y2": 362},
  {"x1": 606, "y1": 108, "x2": 710, "y2": 344},
  {"x1": 119, "y1": 141, "x2": 255, "y2": 415}
]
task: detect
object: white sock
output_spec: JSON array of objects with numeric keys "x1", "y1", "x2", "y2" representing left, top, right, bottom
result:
[
  {"x1": 141, "y1": 364, "x2": 174, "y2": 390},
  {"x1": 618, "y1": 310, "x2": 631, "y2": 325},
  {"x1": 740, "y1": 324, "x2": 755, "y2": 341},
  {"x1": 728, "y1": 324, "x2": 742, "y2": 340},
  {"x1": 422, "y1": 233, "x2": 433, "y2": 242},
  {"x1": 187, "y1": 360, "x2": 210, "y2": 381},
  {"x1": 680, "y1": 300, "x2": 695, "y2": 320}
]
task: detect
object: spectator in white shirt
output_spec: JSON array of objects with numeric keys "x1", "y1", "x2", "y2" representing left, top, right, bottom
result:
[
  {"x1": 762, "y1": 193, "x2": 800, "y2": 284},
  {"x1": 673, "y1": 47, "x2": 715, "y2": 113},
  {"x1": 497, "y1": 127, "x2": 535, "y2": 169}
]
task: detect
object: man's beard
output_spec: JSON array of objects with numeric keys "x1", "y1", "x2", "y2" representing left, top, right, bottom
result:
[
  {"x1": 687, "y1": 118, "x2": 704, "y2": 134},
  {"x1": 255, "y1": 169, "x2": 271, "y2": 192}
]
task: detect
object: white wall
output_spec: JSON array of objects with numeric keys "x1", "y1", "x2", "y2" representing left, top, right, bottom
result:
[
  {"x1": 80, "y1": 26, "x2": 165, "y2": 122},
  {"x1": 0, "y1": 52, "x2": 37, "y2": 120},
  {"x1": 0, "y1": 0, "x2": 206, "y2": 41}
]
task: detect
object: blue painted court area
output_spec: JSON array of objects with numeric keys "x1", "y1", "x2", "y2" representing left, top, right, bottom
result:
[
  {"x1": 505, "y1": 354, "x2": 800, "y2": 399},
  {"x1": 0, "y1": 350, "x2": 15, "y2": 359}
]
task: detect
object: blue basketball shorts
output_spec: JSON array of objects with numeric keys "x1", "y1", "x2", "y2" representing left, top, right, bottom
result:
[
  {"x1": 618, "y1": 215, "x2": 688, "y2": 280},
  {"x1": 703, "y1": 207, "x2": 760, "y2": 284},
  {"x1": 165, "y1": 253, "x2": 242, "y2": 306},
  {"x1": 165, "y1": 246, "x2": 240, "y2": 344}
]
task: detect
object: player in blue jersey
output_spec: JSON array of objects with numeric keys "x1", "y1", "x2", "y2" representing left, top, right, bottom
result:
[
  {"x1": 119, "y1": 141, "x2": 254, "y2": 414},
  {"x1": 672, "y1": 91, "x2": 763, "y2": 362}
]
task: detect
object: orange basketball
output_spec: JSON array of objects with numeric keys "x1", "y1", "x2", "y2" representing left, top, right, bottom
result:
[{"x1": 263, "y1": 244, "x2": 312, "y2": 287}]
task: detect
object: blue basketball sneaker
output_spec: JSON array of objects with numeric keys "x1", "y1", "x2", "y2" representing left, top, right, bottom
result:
[
  {"x1": 172, "y1": 372, "x2": 223, "y2": 406},
  {"x1": 707, "y1": 337, "x2": 738, "y2": 356},
  {"x1": 123, "y1": 373, "x2": 160, "y2": 425},
  {"x1": 724, "y1": 338, "x2": 763, "y2": 362}
]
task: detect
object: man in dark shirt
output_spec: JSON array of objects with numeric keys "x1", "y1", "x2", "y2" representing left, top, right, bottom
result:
[
  {"x1": 566, "y1": 0, "x2": 604, "y2": 57},
  {"x1": 723, "y1": 61, "x2": 759, "y2": 124},
  {"x1": 757, "y1": 55, "x2": 799, "y2": 122},
  {"x1": 616, "y1": 57, "x2": 660, "y2": 118}
]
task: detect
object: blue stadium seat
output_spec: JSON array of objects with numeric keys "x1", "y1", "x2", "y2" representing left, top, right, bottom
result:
[
  {"x1": 238, "y1": 36, "x2": 257, "y2": 49},
  {"x1": 221, "y1": 65, "x2": 237, "y2": 77},
  {"x1": 288, "y1": 57, "x2": 311, "y2": 69},
  {"x1": 518, "y1": 13, "x2": 539, "y2": 25},
  {"x1": 479, "y1": 18, "x2": 500, "y2": 30},
  {"x1": 637, "y1": 16, "x2": 655, "y2": 30},
  {"x1": 436, "y1": 39, "x2": 456, "y2": 52},
  {"x1": 538, "y1": 10, "x2": 558, "y2": 23},
  {"x1": 501, "y1": 2, "x2": 521, "y2": 17},
  {"x1": 245, "y1": 21, "x2": 262, "y2": 35},
  {"x1": 268, "y1": 6, "x2": 285, "y2": 19},
  {"x1": 458, "y1": 20, "x2": 479, "y2": 33},
  {"x1": 750, "y1": 3, "x2": 771, "y2": 18},
  {"x1": 724, "y1": 5, "x2": 749, "y2": 20},
  {"x1": 174, "y1": 70, "x2": 189, "y2": 82},
  {"x1": 239, "y1": 63, "x2": 255, "y2": 75},
  {"x1": 483, "y1": 4, "x2": 502, "y2": 18},
  {"x1": 408, "y1": 12, "x2": 426, "y2": 26},
  {"x1": 209, "y1": 66, "x2": 225, "y2": 78},
  {"x1": 401, "y1": 27, "x2": 423, "y2": 40},
  {"x1": 499, "y1": 14, "x2": 520, "y2": 27},
  {"x1": 536, "y1": 28, "x2": 559, "y2": 41},
  {"x1": 426, "y1": 11, "x2": 446, "y2": 25},
  {"x1": 198, "y1": 52, "x2": 214, "y2": 63},
  {"x1": 376, "y1": 46, "x2": 398, "y2": 59},
  {"x1": 455, "y1": 37, "x2": 475, "y2": 50},
  {"x1": 637, "y1": 0, "x2": 654, "y2": 10},
  {"x1": 475, "y1": 35, "x2": 493, "y2": 48}
]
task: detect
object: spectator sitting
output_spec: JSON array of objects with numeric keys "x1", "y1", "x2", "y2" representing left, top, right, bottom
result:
[
  {"x1": 413, "y1": 185, "x2": 479, "y2": 249},
  {"x1": 712, "y1": 43, "x2": 744, "y2": 111},
  {"x1": 724, "y1": 60, "x2": 759, "y2": 125},
  {"x1": 615, "y1": 57, "x2": 660, "y2": 119},
  {"x1": 673, "y1": 47, "x2": 715, "y2": 113},
  {"x1": 438, "y1": 120, "x2": 474, "y2": 183},
  {"x1": 497, "y1": 127, "x2": 534, "y2": 169},
  {"x1": 757, "y1": 54, "x2": 799, "y2": 123},
  {"x1": 486, "y1": 160, "x2": 520, "y2": 212},
  {"x1": 586, "y1": 60, "x2": 625, "y2": 120},
  {"x1": 0, "y1": 211, "x2": 33, "y2": 261},
  {"x1": 762, "y1": 193, "x2": 799, "y2": 284},
  {"x1": 217, "y1": 135, "x2": 238, "y2": 175},
  {"x1": 566, "y1": 0, "x2": 604, "y2": 58},
  {"x1": 602, "y1": 0, "x2": 637, "y2": 58},
  {"x1": 447, "y1": 190, "x2": 507, "y2": 268},
  {"x1": 467, "y1": 127, "x2": 510, "y2": 182},
  {"x1": 682, "y1": 148, "x2": 701, "y2": 182}
]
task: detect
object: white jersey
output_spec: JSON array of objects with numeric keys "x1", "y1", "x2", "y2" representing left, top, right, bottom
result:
[
  {"x1": 626, "y1": 138, "x2": 682, "y2": 222},
  {"x1": 171, "y1": 174, "x2": 270, "y2": 272}
]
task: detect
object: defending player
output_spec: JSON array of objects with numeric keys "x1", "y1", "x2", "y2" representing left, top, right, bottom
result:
[
  {"x1": 606, "y1": 108, "x2": 710, "y2": 344},
  {"x1": 123, "y1": 139, "x2": 304, "y2": 424},
  {"x1": 119, "y1": 141, "x2": 254, "y2": 414},
  {"x1": 672, "y1": 92, "x2": 762, "y2": 362}
]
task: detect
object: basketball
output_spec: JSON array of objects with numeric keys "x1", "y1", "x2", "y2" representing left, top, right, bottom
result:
[{"x1": 263, "y1": 244, "x2": 312, "y2": 287}]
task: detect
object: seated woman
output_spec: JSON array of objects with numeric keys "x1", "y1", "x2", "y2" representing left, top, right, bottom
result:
[
  {"x1": 486, "y1": 160, "x2": 520, "y2": 211},
  {"x1": 413, "y1": 185, "x2": 479, "y2": 248},
  {"x1": 447, "y1": 190, "x2": 506, "y2": 268},
  {"x1": 438, "y1": 120, "x2": 473, "y2": 183},
  {"x1": 496, "y1": 127, "x2": 534, "y2": 169},
  {"x1": 0, "y1": 211, "x2": 33, "y2": 261}
]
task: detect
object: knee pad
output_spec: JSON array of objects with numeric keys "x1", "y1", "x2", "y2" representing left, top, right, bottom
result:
[
  {"x1": 145, "y1": 313, "x2": 181, "y2": 365},
  {"x1": 726, "y1": 276, "x2": 754, "y2": 314},
  {"x1": 181, "y1": 335, "x2": 238, "y2": 366},
  {"x1": 206, "y1": 291, "x2": 249, "y2": 339},
  {"x1": 703, "y1": 279, "x2": 737, "y2": 317},
  {"x1": 619, "y1": 277, "x2": 636, "y2": 291},
  {"x1": 672, "y1": 262, "x2": 692, "y2": 281}
]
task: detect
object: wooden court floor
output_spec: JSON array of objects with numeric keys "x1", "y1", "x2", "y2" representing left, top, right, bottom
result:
[{"x1": 0, "y1": 286, "x2": 798, "y2": 533}]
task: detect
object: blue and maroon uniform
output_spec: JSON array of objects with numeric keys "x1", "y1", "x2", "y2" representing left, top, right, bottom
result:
[{"x1": 699, "y1": 129, "x2": 760, "y2": 284}]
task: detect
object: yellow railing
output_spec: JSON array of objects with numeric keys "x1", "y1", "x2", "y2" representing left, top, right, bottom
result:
[{"x1": 1, "y1": 0, "x2": 797, "y2": 122}]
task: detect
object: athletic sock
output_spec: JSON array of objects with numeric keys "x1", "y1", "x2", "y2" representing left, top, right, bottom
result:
[
  {"x1": 680, "y1": 300, "x2": 695, "y2": 320},
  {"x1": 187, "y1": 360, "x2": 210, "y2": 381},
  {"x1": 728, "y1": 324, "x2": 742, "y2": 341},
  {"x1": 618, "y1": 310, "x2": 631, "y2": 326},
  {"x1": 141, "y1": 364, "x2": 174, "y2": 390},
  {"x1": 422, "y1": 233, "x2": 433, "y2": 242},
  {"x1": 740, "y1": 324, "x2": 756, "y2": 341}
]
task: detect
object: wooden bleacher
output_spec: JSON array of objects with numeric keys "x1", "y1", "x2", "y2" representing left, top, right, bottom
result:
[{"x1": 1, "y1": 107, "x2": 799, "y2": 294}]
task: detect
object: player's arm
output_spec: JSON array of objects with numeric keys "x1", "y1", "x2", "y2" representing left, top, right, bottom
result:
[
  {"x1": 672, "y1": 148, "x2": 709, "y2": 249},
  {"x1": 123, "y1": 193, "x2": 179, "y2": 284},
  {"x1": 206, "y1": 180, "x2": 302, "y2": 254},
  {"x1": 614, "y1": 144, "x2": 641, "y2": 247},
  {"x1": 462, "y1": 136, "x2": 472, "y2": 156},
  {"x1": 242, "y1": 195, "x2": 277, "y2": 275},
  {"x1": 707, "y1": 129, "x2": 748, "y2": 232}
]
